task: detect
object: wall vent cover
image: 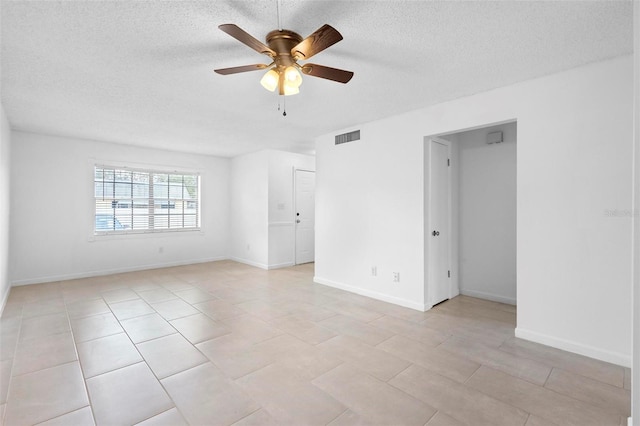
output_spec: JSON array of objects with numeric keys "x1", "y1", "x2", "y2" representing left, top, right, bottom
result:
[{"x1": 335, "y1": 130, "x2": 360, "y2": 145}]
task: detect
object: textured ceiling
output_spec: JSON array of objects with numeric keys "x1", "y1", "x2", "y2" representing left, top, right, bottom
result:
[{"x1": 0, "y1": 1, "x2": 633, "y2": 157}]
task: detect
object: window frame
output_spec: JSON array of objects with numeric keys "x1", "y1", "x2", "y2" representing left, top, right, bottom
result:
[{"x1": 93, "y1": 163, "x2": 201, "y2": 236}]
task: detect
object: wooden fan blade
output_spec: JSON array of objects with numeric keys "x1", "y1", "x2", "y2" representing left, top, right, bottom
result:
[
  {"x1": 301, "y1": 64, "x2": 354, "y2": 83},
  {"x1": 291, "y1": 24, "x2": 343, "y2": 60},
  {"x1": 219, "y1": 24, "x2": 276, "y2": 58},
  {"x1": 214, "y1": 64, "x2": 268, "y2": 75}
]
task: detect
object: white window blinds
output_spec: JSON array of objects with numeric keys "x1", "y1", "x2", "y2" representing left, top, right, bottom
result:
[{"x1": 94, "y1": 166, "x2": 200, "y2": 233}]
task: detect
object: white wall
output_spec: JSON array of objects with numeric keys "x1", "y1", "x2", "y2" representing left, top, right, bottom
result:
[
  {"x1": 230, "y1": 150, "x2": 269, "y2": 268},
  {"x1": 631, "y1": 0, "x2": 639, "y2": 422},
  {"x1": 267, "y1": 150, "x2": 315, "y2": 268},
  {"x1": 457, "y1": 122, "x2": 517, "y2": 305},
  {"x1": 230, "y1": 149, "x2": 314, "y2": 269},
  {"x1": 10, "y1": 131, "x2": 229, "y2": 284},
  {"x1": 0, "y1": 105, "x2": 11, "y2": 311},
  {"x1": 315, "y1": 55, "x2": 633, "y2": 366}
]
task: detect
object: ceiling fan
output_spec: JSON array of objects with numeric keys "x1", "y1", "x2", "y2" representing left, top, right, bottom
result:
[{"x1": 214, "y1": 23, "x2": 354, "y2": 96}]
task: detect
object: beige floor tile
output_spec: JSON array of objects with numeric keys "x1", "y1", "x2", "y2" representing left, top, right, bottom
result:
[
  {"x1": 109, "y1": 299, "x2": 155, "y2": 321},
  {"x1": 0, "y1": 359, "x2": 11, "y2": 403},
  {"x1": 318, "y1": 314, "x2": 394, "y2": 346},
  {"x1": 499, "y1": 337, "x2": 625, "y2": 388},
  {"x1": 268, "y1": 314, "x2": 337, "y2": 344},
  {"x1": 326, "y1": 409, "x2": 370, "y2": 426},
  {"x1": 525, "y1": 414, "x2": 560, "y2": 426},
  {"x1": 19, "y1": 312, "x2": 70, "y2": 342},
  {"x1": 369, "y1": 315, "x2": 450, "y2": 346},
  {"x1": 312, "y1": 363, "x2": 436, "y2": 426},
  {"x1": 322, "y1": 299, "x2": 385, "y2": 323},
  {"x1": 137, "y1": 288, "x2": 178, "y2": 304},
  {"x1": 66, "y1": 298, "x2": 110, "y2": 319},
  {"x1": 439, "y1": 336, "x2": 552, "y2": 385},
  {"x1": 356, "y1": 298, "x2": 432, "y2": 324},
  {"x1": 1, "y1": 261, "x2": 630, "y2": 426},
  {"x1": 466, "y1": 366, "x2": 622, "y2": 426},
  {"x1": 135, "y1": 407, "x2": 188, "y2": 426},
  {"x1": 71, "y1": 312, "x2": 123, "y2": 343},
  {"x1": 221, "y1": 315, "x2": 284, "y2": 342},
  {"x1": 278, "y1": 302, "x2": 338, "y2": 322},
  {"x1": 205, "y1": 334, "x2": 308, "y2": 379},
  {"x1": 235, "y1": 300, "x2": 289, "y2": 321},
  {"x1": 120, "y1": 313, "x2": 177, "y2": 344},
  {"x1": 378, "y1": 334, "x2": 480, "y2": 383},
  {"x1": 159, "y1": 281, "x2": 195, "y2": 292},
  {"x1": 0, "y1": 329, "x2": 18, "y2": 361},
  {"x1": 434, "y1": 298, "x2": 516, "y2": 324},
  {"x1": 544, "y1": 368, "x2": 630, "y2": 417},
  {"x1": 425, "y1": 412, "x2": 465, "y2": 426},
  {"x1": 151, "y1": 299, "x2": 199, "y2": 320},
  {"x1": 389, "y1": 364, "x2": 528, "y2": 426},
  {"x1": 236, "y1": 363, "x2": 345, "y2": 425},
  {"x1": 421, "y1": 312, "x2": 513, "y2": 348},
  {"x1": 173, "y1": 288, "x2": 216, "y2": 304},
  {"x1": 318, "y1": 335, "x2": 410, "y2": 381},
  {"x1": 170, "y1": 313, "x2": 230, "y2": 344},
  {"x1": 86, "y1": 362, "x2": 174, "y2": 426},
  {"x1": 161, "y1": 362, "x2": 259, "y2": 425},
  {"x1": 101, "y1": 287, "x2": 140, "y2": 303},
  {"x1": 269, "y1": 345, "x2": 343, "y2": 382},
  {"x1": 231, "y1": 409, "x2": 279, "y2": 426},
  {"x1": 36, "y1": 406, "x2": 95, "y2": 425},
  {"x1": 193, "y1": 298, "x2": 246, "y2": 321},
  {"x1": 136, "y1": 333, "x2": 207, "y2": 379},
  {"x1": 624, "y1": 367, "x2": 631, "y2": 390},
  {"x1": 12, "y1": 331, "x2": 77, "y2": 376},
  {"x1": 210, "y1": 286, "x2": 270, "y2": 304},
  {"x1": 77, "y1": 332, "x2": 142, "y2": 378},
  {"x1": 21, "y1": 298, "x2": 66, "y2": 319},
  {"x1": 4, "y1": 362, "x2": 89, "y2": 425},
  {"x1": 196, "y1": 333, "x2": 264, "y2": 361}
]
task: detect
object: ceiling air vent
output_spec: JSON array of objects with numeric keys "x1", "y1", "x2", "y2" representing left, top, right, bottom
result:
[{"x1": 335, "y1": 130, "x2": 360, "y2": 145}]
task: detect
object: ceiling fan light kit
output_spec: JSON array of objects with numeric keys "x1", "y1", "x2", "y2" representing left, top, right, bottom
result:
[{"x1": 214, "y1": 23, "x2": 353, "y2": 97}]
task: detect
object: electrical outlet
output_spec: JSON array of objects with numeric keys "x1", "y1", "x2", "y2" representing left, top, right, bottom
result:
[
  {"x1": 393, "y1": 272, "x2": 400, "y2": 282},
  {"x1": 371, "y1": 266, "x2": 377, "y2": 276}
]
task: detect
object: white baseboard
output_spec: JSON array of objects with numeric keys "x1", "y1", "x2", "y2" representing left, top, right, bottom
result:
[
  {"x1": 267, "y1": 262, "x2": 295, "y2": 270},
  {"x1": 229, "y1": 257, "x2": 269, "y2": 270},
  {"x1": 460, "y1": 288, "x2": 516, "y2": 305},
  {"x1": 313, "y1": 276, "x2": 427, "y2": 311},
  {"x1": 230, "y1": 257, "x2": 295, "y2": 271},
  {"x1": 515, "y1": 327, "x2": 631, "y2": 368},
  {"x1": 11, "y1": 256, "x2": 228, "y2": 286}
]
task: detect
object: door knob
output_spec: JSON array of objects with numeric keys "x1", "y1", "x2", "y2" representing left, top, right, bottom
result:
[{"x1": 432, "y1": 230, "x2": 440, "y2": 236}]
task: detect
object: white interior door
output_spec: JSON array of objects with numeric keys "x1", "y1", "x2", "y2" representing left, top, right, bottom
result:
[
  {"x1": 429, "y1": 139, "x2": 451, "y2": 306},
  {"x1": 295, "y1": 170, "x2": 315, "y2": 264}
]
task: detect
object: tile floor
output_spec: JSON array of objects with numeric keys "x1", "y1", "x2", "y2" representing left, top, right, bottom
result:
[{"x1": 0, "y1": 260, "x2": 631, "y2": 426}]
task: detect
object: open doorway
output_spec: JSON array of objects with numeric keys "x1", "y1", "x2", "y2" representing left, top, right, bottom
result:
[{"x1": 426, "y1": 121, "x2": 517, "y2": 308}]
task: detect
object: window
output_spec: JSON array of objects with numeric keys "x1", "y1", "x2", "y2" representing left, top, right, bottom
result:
[{"x1": 94, "y1": 166, "x2": 200, "y2": 234}]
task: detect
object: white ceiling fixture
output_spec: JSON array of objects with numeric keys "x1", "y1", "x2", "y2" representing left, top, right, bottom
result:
[{"x1": 0, "y1": 1, "x2": 633, "y2": 157}]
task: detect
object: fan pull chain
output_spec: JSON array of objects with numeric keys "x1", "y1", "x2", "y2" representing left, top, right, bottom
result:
[{"x1": 277, "y1": 97, "x2": 286, "y2": 116}]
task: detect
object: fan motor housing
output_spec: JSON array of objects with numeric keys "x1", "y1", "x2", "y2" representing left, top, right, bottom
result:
[{"x1": 266, "y1": 29, "x2": 302, "y2": 68}]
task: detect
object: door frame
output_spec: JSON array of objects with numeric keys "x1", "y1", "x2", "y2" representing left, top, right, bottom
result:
[
  {"x1": 426, "y1": 137, "x2": 453, "y2": 308},
  {"x1": 293, "y1": 168, "x2": 316, "y2": 265}
]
